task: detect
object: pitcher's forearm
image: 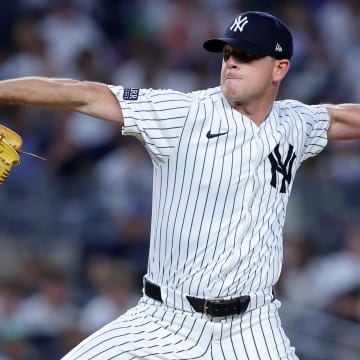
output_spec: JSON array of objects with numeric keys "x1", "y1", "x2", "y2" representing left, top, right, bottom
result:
[
  {"x1": 326, "y1": 103, "x2": 360, "y2": 140},
  {"x1": 0, "y1": 77, "x2": 123, "y2": 123},
  {"x1": 0, "y1": 77, "x2": 90, "y2": 110}
]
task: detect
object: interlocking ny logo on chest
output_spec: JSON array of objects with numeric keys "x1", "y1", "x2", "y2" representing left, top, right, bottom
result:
[{"x1": 268, "y1": 144, "x2": 296, "y2": 193}]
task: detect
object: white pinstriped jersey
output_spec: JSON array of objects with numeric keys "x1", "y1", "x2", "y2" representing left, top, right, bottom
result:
[
  {"x1": 109, "y1": 85, "x2": 330, "y2": 300},
  {"x1": 62, "y1": 86, "x2": 328, "y2": 360}
]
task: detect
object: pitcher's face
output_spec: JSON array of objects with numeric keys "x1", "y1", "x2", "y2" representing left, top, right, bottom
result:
[{"x1": 220, "y1": 45, "x2": 278, "y2": 106}]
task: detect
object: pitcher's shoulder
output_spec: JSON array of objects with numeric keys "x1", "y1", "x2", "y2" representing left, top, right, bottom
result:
[
  {"x1": 274, "y1": 99, "x2": 307, "y2": 112},
  {"x1": 274, "y1": 99, "x2": 330, "y2": 126},
  {"x1": 189, "y1": 86, "x2": 223, "y2": 101}
]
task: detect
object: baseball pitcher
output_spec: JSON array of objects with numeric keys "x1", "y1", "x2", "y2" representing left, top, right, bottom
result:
[{"x1": 0, "y1": 10, "x2": 359, "y2": 360}]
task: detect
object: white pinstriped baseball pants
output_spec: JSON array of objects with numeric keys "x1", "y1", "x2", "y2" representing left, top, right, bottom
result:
[{"x1": 61, "y1": 297, "x2": 298, "y2": 360}]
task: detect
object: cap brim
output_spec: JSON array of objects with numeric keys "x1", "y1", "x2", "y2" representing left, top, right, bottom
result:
[{"x1": 203, "y1": 38, "x2": 269, "y2": 57}]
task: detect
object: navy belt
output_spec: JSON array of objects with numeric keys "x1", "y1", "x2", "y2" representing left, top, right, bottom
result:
[{"x1": 144, "y1": 280, "x2": 250, "y2": 317}]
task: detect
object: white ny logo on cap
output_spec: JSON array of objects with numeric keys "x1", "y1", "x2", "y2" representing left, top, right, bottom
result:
[{"x1": 230, "y1": 15, "x2": 248, "y2": 32}]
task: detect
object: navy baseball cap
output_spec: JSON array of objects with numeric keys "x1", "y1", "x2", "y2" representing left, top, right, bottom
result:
[{"x1": 203, "y1": 11, "x2": 293, "y2": 60}]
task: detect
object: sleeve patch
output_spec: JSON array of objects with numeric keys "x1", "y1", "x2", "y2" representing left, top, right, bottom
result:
[{"x1": 123, "y1": 88, "x2": 139, "y2": 100}]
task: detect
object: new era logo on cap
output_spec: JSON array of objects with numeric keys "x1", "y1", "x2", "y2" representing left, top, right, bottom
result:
[{"x1": 203, "y1": 11, "x2": 293, "y2": 60}]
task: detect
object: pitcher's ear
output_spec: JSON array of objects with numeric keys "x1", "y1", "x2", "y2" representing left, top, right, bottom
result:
[{"x1": 273, "y1": 59, "x2": 291, "y2": 82}]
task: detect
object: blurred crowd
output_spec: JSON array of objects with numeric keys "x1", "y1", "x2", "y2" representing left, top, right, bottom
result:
[{"x1": 0, "y1": 0, "x2": 359, "y2": 359}]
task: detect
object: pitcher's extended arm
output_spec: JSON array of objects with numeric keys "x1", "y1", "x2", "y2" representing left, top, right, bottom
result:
[{"x1": 0, "y1": 77, "x2": 123, "y2": 124}]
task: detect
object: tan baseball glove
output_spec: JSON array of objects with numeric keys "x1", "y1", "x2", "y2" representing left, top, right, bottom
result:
[
  {"x1": 0, "y1": 125, "x2": 21, "y2": 184},
  {"x1": 0, "y1": 124, "x2": 45, "y2": 184}
]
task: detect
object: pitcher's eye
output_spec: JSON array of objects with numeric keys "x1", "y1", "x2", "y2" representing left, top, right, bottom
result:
[
  {"x1": 223, "y1": 50, "x2": 231, "y2": 61},
  {"x1": 223, "y1": 49, "x2": 263, "y2": 63}
]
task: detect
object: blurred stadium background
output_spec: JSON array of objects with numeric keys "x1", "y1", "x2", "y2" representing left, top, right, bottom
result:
[{"x1": 0, "y1": 0, "x2": 359, "y2": 359}]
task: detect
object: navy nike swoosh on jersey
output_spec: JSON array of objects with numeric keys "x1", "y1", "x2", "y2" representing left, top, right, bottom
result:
[{"x1": 206, "y1": 130, "x2": 228, "y2": 139}]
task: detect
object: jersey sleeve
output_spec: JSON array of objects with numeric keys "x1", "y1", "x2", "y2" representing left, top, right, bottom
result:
[
  {"x1": 108, "y1": 85, "x2": 193, "y2": 163},
  {"x1": 283, "y1": 101, "x2": 331, "y2": 163},
  {"x1": 300, "y1": 104, "x2": 331, "y2": 162}
]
